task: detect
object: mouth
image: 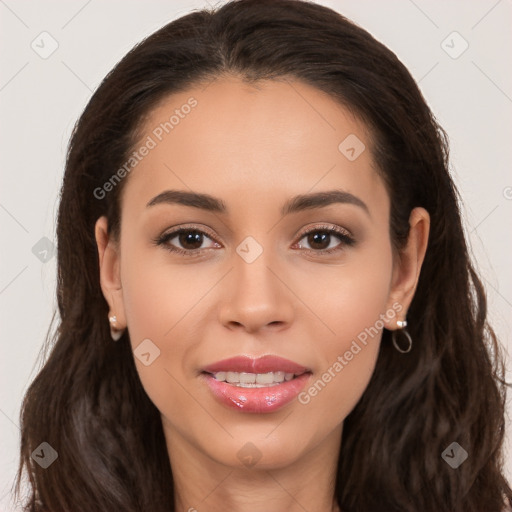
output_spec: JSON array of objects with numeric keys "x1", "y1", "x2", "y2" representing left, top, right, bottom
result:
[{"x1": 201, "y1": 356, "x2": 312, "y2": 413}]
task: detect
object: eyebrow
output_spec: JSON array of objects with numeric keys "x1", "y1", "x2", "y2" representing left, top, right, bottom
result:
[{"x1": 146, "y1": 189, "x2": 369, "y2": 216}]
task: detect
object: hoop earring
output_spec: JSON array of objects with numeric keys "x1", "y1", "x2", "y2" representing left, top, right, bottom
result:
[
  {"x1": 392, "y1": 322, "x2": 412, "y2": 353},
  {"x1": 109, "y1": 315, "x2": 124, "y2": 342}
]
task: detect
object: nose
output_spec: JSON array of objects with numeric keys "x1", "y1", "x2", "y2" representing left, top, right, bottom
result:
[{"x1": 218, "y1": 250, "x2": 295, "y2": 334}]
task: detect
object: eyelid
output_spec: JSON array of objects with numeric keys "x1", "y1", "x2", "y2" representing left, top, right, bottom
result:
[
  {"x1": 295, "y1": 223, "x2": 353, "y2": 240},
  {"x1": 162, "y1": 223, "x2": 219, "y2": 242},
  {"x1": 156, "y1": 223, "x2": 219, "y2": 240}
]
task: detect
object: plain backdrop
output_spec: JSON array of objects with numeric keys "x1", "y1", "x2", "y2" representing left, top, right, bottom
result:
[{"x1": 1, "y1": 0, "x2": 511, "y2": 509}]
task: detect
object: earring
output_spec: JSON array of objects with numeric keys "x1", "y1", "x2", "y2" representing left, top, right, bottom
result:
[
  {"x1": 109, "y1": 315, "x2": 124, "y2": 342},
  {"x1": 392, "y1": 319, "x2": 412, "y2": 353}
]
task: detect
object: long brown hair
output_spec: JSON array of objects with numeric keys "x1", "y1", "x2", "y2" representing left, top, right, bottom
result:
[{"x1": 15, "y1": 1, "x2": 511, "y2": 510}]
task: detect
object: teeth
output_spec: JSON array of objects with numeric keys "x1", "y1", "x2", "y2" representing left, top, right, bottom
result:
[
  {"x1": 256, "y1": 372, "x2": 274, "y2": 385},
  {"x1": 239, "y1": 372, "x2": 256, "y2": 384},
  {"x1": 274, "y1": 371, "x2": 285, "y2": 382},
  {"x1": 226, "y1": 372, "x2": 238, "y2": 383},
  {"x1": 212, "y1": 371, "x2": 298, "y2": 387},
  {"x1": 214, "y1": 371, "x2": 226, "y2": 382}
]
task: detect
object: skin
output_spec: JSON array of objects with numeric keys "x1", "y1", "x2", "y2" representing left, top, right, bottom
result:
[{"x1": 95, "y1": 76, "x2": 429, "y2": 512}]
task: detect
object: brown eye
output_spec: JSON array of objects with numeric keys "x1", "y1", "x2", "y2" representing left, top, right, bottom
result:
[
  {"x1": 155, "y1": 227, "x2": 220, "y2": 256},
  {"x1": 305, "y1": 231, "x2": 332, "y2": 250},
  {"x1": 176, "y1": 231, "x2": 204, "y2": 250},
  {"x1": 296, "y1": 225, "x2": 355, "y2": 254}
]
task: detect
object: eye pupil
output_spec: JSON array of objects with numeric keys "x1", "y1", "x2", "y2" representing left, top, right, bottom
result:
[
  {"x1": 308, "y1": 232, "x2": 330, "y2": 250},
  {"x1": 179, "y1": 231, "x2": 203, "y2": 249}
]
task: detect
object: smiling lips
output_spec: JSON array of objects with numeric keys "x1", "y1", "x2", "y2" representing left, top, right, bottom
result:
[{"x1": 202, "y1": 355, "x2": 311, "y2": 413}]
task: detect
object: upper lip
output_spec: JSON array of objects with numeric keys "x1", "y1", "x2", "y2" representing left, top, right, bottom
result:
[{"x1": 202, "y1": 355, "x2": 309, "y2": 375}]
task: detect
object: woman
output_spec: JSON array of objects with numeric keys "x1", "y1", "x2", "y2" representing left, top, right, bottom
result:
[{"x1": 15, "y1": 0, "x2": 511, "y2": 510}]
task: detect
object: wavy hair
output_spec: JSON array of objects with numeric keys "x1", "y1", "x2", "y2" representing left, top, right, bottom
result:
[{"x1": 15, "y1": 0, "x2": 511, "y2": 510}]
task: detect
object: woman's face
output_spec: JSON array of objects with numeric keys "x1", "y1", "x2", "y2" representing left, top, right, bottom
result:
[{"x1": 96, "y1": 77, "x2": 427, "y2": 471}]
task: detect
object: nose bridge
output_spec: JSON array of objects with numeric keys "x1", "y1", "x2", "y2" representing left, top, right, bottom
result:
[{"x1": 218, "y1": 234, "x2": 294, "y2": 331}]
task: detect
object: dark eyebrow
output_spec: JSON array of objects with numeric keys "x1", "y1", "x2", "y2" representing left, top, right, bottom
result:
[
  {"x1": 146, "y1": 190, "x2": 227, "y2": 212},
  {"x1": 146, "y1": 189, "x2": 369, "y2": 216},
  {"x1": 281, "y1": 190, "x2": 369, "y2": 216}
]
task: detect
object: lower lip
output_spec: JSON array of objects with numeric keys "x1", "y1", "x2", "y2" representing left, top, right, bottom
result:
[{"x1": 202, "y1": 373, "x2": 311, "y2": 413}]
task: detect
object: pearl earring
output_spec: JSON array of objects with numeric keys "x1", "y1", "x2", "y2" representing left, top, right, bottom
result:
[{"x1": 108, "y1": 315, "x2": 124, "y2": 341}]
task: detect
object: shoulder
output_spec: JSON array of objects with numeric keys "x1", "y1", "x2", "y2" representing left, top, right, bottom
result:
[{"x1": 503, "y1": 495, "x2": 512, "y2": 512}]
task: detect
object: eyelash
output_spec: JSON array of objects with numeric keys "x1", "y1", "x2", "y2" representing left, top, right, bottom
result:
[{"x1": 153, "y1": 224, "x2": 355, "y2": 258}]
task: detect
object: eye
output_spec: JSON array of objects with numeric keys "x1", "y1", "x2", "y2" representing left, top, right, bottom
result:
[
  {"x1": 153, "y1": 223, "x2": 355, "y2": 257},
  {"x1": 294, "y1": 224, "x2": 355, "y2": 255},
  {"x1": 153, "y1": 226, "x2": 221, "y2": 256}
]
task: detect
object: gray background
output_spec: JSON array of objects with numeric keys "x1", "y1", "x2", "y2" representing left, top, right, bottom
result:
[{"x1": 1, "y1": 0, "x2": 511, "y2": 509}]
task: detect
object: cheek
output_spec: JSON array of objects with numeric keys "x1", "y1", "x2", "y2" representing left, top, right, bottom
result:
[
  {"x1": 294, "y1": 243, "x2": 393, "y2": 418},
  {"x1": 119, "y1": 275, "x2": 213, "y2": 448},
  {"x1": 119, "y1": 247, "x2": 212, "y2": 405},
  {"x1": 120, "y1": 248, "x2": 211, "y2": 342},
  {"x1": 297, "y1": 238, "x2": 394, "y2": 350}
]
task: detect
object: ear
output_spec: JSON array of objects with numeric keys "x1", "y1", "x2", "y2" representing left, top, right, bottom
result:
[
  {"x1": 384, "y1": 207, "x2": 430, "y2": 329},
  {"x1": 94, "y1": 216, "x2": 126, "y2": 329}
]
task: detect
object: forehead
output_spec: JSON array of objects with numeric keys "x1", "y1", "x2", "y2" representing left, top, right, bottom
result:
[{"x1": 121, "y1": 76, "x2": 387, "y2": 216}]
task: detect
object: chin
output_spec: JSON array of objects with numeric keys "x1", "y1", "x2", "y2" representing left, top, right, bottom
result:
[{"x1": 204, "y1": 426, "x2": 315, "y2": 471}]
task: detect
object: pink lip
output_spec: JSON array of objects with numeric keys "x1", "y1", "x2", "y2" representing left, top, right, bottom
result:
[
  {"x1": 201, "y1": 355, "x2": 311, "y2": 413},
  {"x1": 202, "y1": 355, "x2": 309, "y2": 374},
  {"x1": 203, "y1": 373, "x2": 310, "y2": 413}
]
